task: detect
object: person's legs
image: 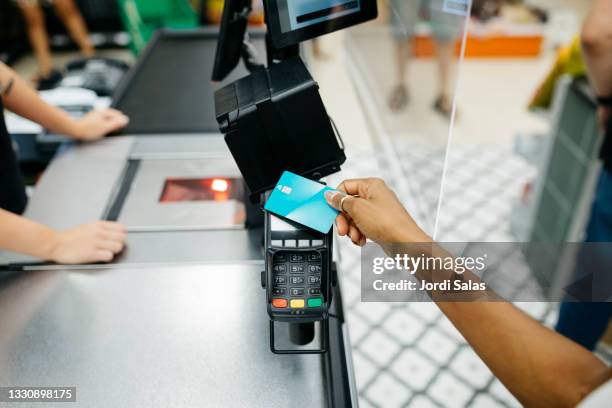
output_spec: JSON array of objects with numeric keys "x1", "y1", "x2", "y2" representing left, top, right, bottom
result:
[
  {"x1": 427, "y1": 0, "x2": 464, "y2": 117},
  {"x1": 388, "y1": 0, "x2": 417, "y2": 112},
  {"x1": 395, "y1": 40, "x2": 410, "y2": 87},
  {"x1": 52, "y1": 0, "x2": 94, "y2": 57},
  {"x1": 556, "y1": 169, "x2": 612, "y2": 350},
  {"x1": 389, "y1": 41, "x2": 411, "y2": 111},
  {"x1": 17, "y1": 0, "x2": 53, "y2": 77},
  {"x1": 432, "y1": 40, "x2": 454, "y2": 116}
]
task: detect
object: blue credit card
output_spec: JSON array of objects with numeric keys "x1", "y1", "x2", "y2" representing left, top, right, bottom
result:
[{"x1": 265, "y1": 171, "x2": 338, "y2": 234}]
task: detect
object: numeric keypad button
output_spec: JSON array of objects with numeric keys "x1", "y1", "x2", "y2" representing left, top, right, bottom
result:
[
  {"x1": 308, "y1": 265, "x2": 322, "y2": 273},
  {"x1": 290, "y1": 254, "x2": 305, "y2": 262},
  {"x1": 273, "y1": 264, "x2": 286, "y2": 273},
  {"x1": 290, "y1": 276, "x2": 305, "y2": 285},
  {"x1": 308, "y1": 253, "x2": 321, "y2": 261},
  {"x1": 290, "y1": 288, "x2": 305, "y2": 297},
  {"x1": 308, "y1": 275, "x2": 321, "y2": 285},
  {"x1": 290, "y1": 265, "x2": 305, "y2": 273}
]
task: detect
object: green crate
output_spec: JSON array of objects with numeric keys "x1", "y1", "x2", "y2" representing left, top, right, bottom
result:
[{"x1": 117, "y1": 0, "x2": 199, "y2": 54}]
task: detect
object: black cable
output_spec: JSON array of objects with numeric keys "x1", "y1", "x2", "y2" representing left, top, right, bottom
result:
[{"x1": 329, "y1": 116, "x2": 345, "y2": 151}]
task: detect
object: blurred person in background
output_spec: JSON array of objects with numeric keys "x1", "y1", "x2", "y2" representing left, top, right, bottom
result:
[
  {"x1": 387, "y1": 0, "x2": 464, "y2": 116},
  {"x1": 0, "y1": 61, "x2": 128, "y2": 264},
  {"x1": 555, "y1": 0, "x2": 612, "y2": 351},
  {"x1": 15, "y1": 0, "x2": 95, "y2": 88}
]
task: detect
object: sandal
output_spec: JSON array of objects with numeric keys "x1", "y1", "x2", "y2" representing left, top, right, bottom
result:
[
  {"x1": 433, "y1": 95, "x2": 456, "y2": 119},
  {"x1": 389, "y1": 85, "x2": 409, "y2": 112}
]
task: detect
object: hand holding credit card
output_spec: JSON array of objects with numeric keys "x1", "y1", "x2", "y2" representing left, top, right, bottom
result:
[{"x1": 264, "y1": 171, "x2": 339, "y2": 234}]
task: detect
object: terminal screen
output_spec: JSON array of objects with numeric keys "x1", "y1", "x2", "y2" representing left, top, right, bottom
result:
[
  {"x1": 278, "y1": 0, "x2": 362, "y2": 32},
  {"x1": 270, "y1": 213, "x2": 299, "y2": 232}
]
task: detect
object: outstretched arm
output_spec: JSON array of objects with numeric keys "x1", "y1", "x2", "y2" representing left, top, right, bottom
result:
[
  {"x1": 0, "y1": 62, "x2": 128, "y2": 140},
  {"x1": 0, "y1": 208, "x2": 127, "y2": 264},
  {"x1": 325, "y1": 179, "x2": 612, "y2": 407},
  {"x1": 437, "y1": 302, "x2": 610, "y2": 407}
]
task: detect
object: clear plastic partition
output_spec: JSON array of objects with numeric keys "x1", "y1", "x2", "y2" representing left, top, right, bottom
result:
[
  {"x1": 345, "y1": 0, "x2": 470, "y2": 235},
  {"x1": 342, "y1": 3, "x2": 606, "y2": 406},
  {"x1": 346, "y1": 0, "x2": 594, "y2": 290},
  {"x1": 432, "y1": 0, "x2": 599, "y2": 297}
]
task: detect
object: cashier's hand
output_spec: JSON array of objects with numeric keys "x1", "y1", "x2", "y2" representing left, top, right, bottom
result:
[
  {"x1": 324, "y1": 178, "x2": 431, "y2": 246},
  {"x1": 70, "y1": 108, "x2": 129, "y2": 141},
  {"x1": 48, "y1": 221, "x2": 127, "y2": 264}
]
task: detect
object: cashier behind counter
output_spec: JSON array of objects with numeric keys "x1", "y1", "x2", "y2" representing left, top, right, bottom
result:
[{"x1": 0, "y1": 62, "x2": 129, "y2": 264}]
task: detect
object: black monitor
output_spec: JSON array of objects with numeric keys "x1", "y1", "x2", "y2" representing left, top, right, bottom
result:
[
  {"x1": 211, "y1": 0, "x2": 252, "y2": 82},
  {"x1": 264, "y1": 0, "x2": 377, "y2": 49}
]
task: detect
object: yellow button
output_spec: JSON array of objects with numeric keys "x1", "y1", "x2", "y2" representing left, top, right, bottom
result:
[{"x1": 290, "y1": 299, "x2": 305, "y2": 308}]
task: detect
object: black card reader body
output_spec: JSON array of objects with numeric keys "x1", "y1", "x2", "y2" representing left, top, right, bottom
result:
[
  {"x1": 215, "y1": 56, "x2": 346, "y2": 201},
  {"x1": 263, "y1": 211, "x2": 333, "y2": 353},
  {"x1": 265, "y1": 212, "x2": 332, "y2": 322}
]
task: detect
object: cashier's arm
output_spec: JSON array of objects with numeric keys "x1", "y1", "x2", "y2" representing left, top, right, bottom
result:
[
  {"x1": 0, "y1": 208, "x2": 127, "y2": 264},
  {"x1": 0, "y1": 62, "x2": 128, "y2": 140},
  {"x1": 325, "y1": 179, "x2": 612, "y2": 408}
]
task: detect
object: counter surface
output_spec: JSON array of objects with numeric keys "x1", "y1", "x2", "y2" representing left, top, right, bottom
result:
[{"x1": 0, "y1": 263, "x2": 328, "y2": 407}]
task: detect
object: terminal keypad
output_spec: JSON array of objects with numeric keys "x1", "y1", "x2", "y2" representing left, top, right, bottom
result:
[{"x1": 271, "y1": 250, "x2": 324, "y2": 310}]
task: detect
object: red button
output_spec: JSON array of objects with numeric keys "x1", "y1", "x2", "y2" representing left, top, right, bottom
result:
[{"x1": 272, "y1": 298, "x2": 287, "y2": 308}]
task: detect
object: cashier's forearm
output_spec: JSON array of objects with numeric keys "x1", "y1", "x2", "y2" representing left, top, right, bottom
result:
[
  {"x1": 0, "y1": 63, "x2": 77, "y2": 137},
  {"x1": 0, "y1": 209, "x2": 57, "y2": 261},
  {"x1": 581, "y1": 0, "x2": 612, "y2": 96},
  {"x1": 437, "y1": 301, "x2": 611, "y2": 407}
]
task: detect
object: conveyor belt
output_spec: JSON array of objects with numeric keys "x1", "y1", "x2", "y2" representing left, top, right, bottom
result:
[{"x1": 112, "y1": 28, "x2": 266, "y2": 134}]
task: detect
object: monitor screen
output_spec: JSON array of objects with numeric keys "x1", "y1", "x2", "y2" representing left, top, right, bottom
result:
[
  {"x1": 211, "y1": 0, "x2": 251, "y2": 82},
  {"x1": 265, "y1": 0, "x2": 377, "y2": 49},
  {"x1": 279, "y1": 0, "x2": 362, "y2": 32}
]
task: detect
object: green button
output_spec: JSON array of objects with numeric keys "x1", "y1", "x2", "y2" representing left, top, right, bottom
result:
[{"x1": 308, "y1": 298, "x2": 323, "y2": 308}]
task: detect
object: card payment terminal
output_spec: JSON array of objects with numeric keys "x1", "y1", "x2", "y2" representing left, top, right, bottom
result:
[{"x1": 263, "y1": 211, "x2": 333, "y2": 353}]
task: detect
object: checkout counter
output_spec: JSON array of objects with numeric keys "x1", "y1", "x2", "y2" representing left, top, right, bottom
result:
[{"x1": 0, "y1": 27, "x2": 356, "y2": 407}]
